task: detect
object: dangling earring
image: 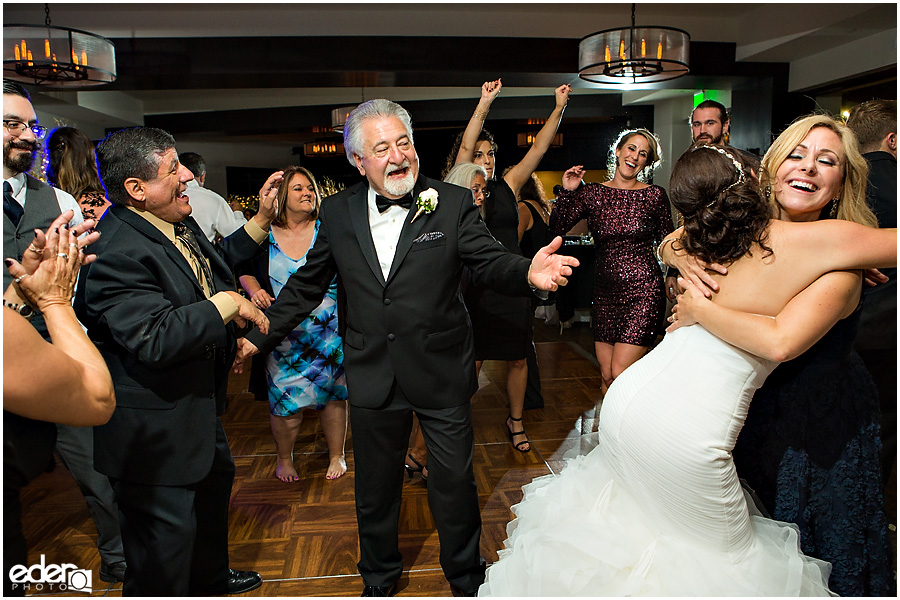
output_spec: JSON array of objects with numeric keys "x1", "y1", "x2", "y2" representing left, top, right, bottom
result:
[
  {"x1": 763, "y1": 185, "x2": 771, "y2": 201},
  {"x1": 615, "y1": 157, "x2": 620, "y2": 167},
  {"x1": 829, "y1": 196, "x2": 840, "y2": 218}
]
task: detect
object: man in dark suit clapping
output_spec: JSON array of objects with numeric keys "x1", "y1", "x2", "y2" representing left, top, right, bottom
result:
[
  {"x1": 239, "y1": 99, "x2": 578, "y2": 597},
  {"x1": 75, "y1": 127, "x2": 273, "y2": 596}
]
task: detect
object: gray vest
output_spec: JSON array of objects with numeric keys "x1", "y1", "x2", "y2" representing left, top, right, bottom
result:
[{"x1": 3, "y1": 175, "x2": 67, "y2": 338}]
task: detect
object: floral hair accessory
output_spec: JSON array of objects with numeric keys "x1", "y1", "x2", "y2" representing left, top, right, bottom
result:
[{"x1": 412, "y1": 188, "x2": 439, "y2": 223}]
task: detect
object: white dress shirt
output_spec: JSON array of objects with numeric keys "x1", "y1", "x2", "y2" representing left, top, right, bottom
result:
[
  {"x1": 5, "y1": 172, "x2": 84, "y2": 227},
  {"x1": 184, "y1": 179, "x2": 247, "y2": 242},
  {"x1": 367, "y1": 186, "x2": 409, "y2": 280}
]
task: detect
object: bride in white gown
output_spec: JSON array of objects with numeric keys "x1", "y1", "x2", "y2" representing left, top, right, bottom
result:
[{"x1": 478, "y1": 144, "x2": 897, "y2": 596}]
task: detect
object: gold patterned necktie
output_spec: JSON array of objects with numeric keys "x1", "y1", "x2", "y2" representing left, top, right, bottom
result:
[{"x1": 174, "y1": 222, "x2": 215, "y2": 296}]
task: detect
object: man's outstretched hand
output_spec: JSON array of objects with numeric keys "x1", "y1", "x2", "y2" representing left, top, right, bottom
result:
[{"x1": 527, "y1": 236, "x2": 580, "y2": 291}]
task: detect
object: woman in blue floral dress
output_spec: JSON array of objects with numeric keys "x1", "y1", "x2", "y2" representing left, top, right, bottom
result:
[{"x1": 239, "y1": 166, "x2": 348, "y2": 482}]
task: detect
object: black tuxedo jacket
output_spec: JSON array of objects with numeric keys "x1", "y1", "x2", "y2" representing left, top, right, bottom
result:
[
  {"x1": 75, "y1": 206, "x2": 262, "y2": 486},
  {"x1": 246, "y1": 175, "x2": 532, "y2": 409}
]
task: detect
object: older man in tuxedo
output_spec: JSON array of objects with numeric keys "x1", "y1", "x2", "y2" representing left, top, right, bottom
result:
[
  {"x1": 239, "y1": 99, "x2": 578, "y2": 597},
  {"x1": 75, "y1": 127, "x2": 272, "y2": 596}
]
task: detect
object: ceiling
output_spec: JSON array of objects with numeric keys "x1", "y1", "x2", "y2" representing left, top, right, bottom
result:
[{"x1": 4, "y1": 2, "x2": 897, "y2": 149}]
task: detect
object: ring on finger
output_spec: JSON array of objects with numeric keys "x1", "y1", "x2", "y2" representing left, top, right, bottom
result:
[
  {"x1": 57, "y1": 252, "x2": 68, "y2": 259},
  {"x1": 14, "y1": 274, "x2": 28, "y2": 284},
  {"x1": 27, "y1": 244, "x2": 43, "y2": 254}
]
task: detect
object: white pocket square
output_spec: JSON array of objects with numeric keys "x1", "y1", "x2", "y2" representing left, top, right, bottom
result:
[{"x1": 413, "y1": 231, "x2": 444, "y2": 243}]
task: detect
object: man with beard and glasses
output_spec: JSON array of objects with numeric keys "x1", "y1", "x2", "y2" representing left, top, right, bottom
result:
[
  {"x1": 2, "y1": 79, "x2": 129, "y2": 586},
  {"x1": 690, "y1": 99, "x2": 730, "y2": 145},
  {"x1": 237, "y1": 99, "x2": 579, "y2": 597}
]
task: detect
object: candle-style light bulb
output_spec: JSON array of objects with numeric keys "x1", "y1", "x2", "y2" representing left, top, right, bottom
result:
[
  {"x1": 604, "y1": 45, "x2": 611, "y2": 63},
  {"x1": 641, "y1": 39, "x2": 646, "y2": 57},
  {"x1": 82, "y1": 50, "x2": 87, "y2": 66},
  {"x1": 619, "y1": 40, "x2": 626, "y2": 60},
  {"x1": 44, "y1": 39, "x2": 51, "y2": 58}
]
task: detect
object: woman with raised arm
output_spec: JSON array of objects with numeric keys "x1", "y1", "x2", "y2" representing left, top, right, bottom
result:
[
  {"x1": 550, "y1": 129, "x2": 674, "y2": 394},
  {"x1": 447, "y1": 80, "x2": 570, "y2": 453},
  {"x1": 660, "y1": 114, "x2": 895, "y2": 596},
  {"x1": 478, "y1": 145, "x2": 896, "y2": 596},
  {"x1": 238, "y1": 166, "x2": 348, "y2": 483}
]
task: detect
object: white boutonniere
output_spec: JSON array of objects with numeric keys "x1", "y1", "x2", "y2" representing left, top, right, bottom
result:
[{"x1": 411, "y1": 188, "x2": 439, "y2": 223}]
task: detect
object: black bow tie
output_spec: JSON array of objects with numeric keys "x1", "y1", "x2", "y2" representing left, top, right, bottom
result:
[{"x1": 375, "y1": 193, "x2": 413, "y2": 214}]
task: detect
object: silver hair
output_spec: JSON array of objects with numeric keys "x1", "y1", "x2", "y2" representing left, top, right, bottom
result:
[
  {"x1": 343, "y1": 99, "x2": 414, "y2": 167},
  {"x1": 443, "y1": 162, "x2": 487, "y2": 188}
]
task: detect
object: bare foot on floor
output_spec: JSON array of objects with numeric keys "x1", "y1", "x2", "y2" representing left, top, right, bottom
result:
[
  {"x1": 325, "y1": 456, "x2": 347, "y2": 480},
  {"x1": 275, "y1": 456, "x2": 300, "y2": 482}
]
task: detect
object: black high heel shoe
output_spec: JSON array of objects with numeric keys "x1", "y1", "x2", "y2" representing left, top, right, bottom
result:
[
  {"x1": 506, "y1": 415, "x2": 531, "y2": 453},
  {"x1": 404, "y1": 454, "x2": 428, "y2": 483}
]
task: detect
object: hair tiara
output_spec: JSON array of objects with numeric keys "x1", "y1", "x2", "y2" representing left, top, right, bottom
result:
[{"x1": 692, "y1": 145, "x2": 746, "y2": 192}]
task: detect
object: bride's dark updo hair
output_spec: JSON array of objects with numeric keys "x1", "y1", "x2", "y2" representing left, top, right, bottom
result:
[{"x1": 669, "y1": 144, "x2": 772, "y2": 266}]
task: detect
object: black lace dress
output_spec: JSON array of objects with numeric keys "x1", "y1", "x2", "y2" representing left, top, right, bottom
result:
[{"x1": 732, "y1": 304, "x2": 895, "y2": 597}]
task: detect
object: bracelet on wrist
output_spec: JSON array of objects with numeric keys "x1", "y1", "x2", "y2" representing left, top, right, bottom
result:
[
  {"x1": 4, "y1": 299, "x2": 35, "y2": 320},
  {"x1": 656, "y1": 238, "x2": 675, "y2": 264}
]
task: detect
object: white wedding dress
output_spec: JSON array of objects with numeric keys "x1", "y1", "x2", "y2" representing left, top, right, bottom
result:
[{"x1": 479, "y1": 326, "x2": 834, "y2": 596}]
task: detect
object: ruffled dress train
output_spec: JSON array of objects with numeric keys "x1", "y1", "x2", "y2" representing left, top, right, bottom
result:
[{"x1": 479, "y1": 326, "x2": 834, "y2": 596}]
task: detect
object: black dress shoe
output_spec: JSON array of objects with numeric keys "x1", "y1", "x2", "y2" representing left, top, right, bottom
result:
[
  {"x1": 99, "y1": 560, "x2": 127, "y2": 583},
  {"x1": 450, "y1": 585, "x2": 478, "y2": 597},
  {"x1": 225, "y1": 569, "x2": 262, "y2": 594},
  {"x1": 361, "y1": 582, "x2": 397, "y2": 596}
]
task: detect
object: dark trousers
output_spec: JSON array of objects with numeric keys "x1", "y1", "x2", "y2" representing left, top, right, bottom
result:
[
  {"x1": 55, "y1": 424, "x2": 125, "y2": 566},
  {"x1": 349, "y1": 384, "x2": 485, "y2": 593},
  {"x1": 111, "y1": 420, "x2": 235, "y2": 597}
]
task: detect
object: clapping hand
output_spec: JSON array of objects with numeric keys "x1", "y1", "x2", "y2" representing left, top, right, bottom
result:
[
  {"x1": 18, "y1": 210, "x2": 100, "y2": 275},
  {"x1": 527, "y1": 236, "x2": 580, "y2": 292},
  {"x1": 6, "y1": 213, "x2": 86, "y2": 311}
]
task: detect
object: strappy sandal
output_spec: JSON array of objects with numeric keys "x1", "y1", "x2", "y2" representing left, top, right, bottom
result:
[
  {"x1": 404, "y1": 453, "x2": 428, "y2": 483},
  {"x1": 506, "y1": 415, "x2": 531, "y2": 453}
]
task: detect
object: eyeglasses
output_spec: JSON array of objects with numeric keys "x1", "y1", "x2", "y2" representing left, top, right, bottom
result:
[
  {"x1": 3, "y1": 120, "x2": 47, "y2": 140},
  {"x1": 471, "y1": 187, "x2": 491, "y2": 199}
]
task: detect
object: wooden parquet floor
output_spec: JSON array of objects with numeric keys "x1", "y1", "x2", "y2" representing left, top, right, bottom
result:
[
  {"x1": 19, "y1": 321, "x2": 609, "y2": 597},
  {"x1": 19, "y1": 319, "x2": 896, "y2": 596}
]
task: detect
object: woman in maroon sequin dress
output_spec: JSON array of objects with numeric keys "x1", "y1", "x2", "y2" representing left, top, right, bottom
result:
[{"x1": 550, "y1": 129, "x2": 674, "y2": 392}]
